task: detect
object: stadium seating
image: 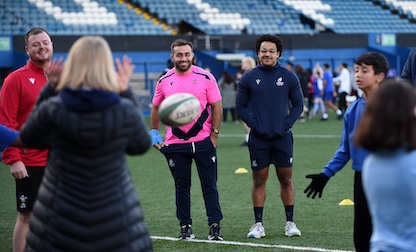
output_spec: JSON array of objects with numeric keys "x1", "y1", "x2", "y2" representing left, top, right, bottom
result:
[
  {"x1": 0, "y1": 0, "x2": 173, "y2": 35},
  {"x1": 378, "y1": 0, "x2": 416, "y2": 21},
  {"x1": 1, "y1": 0, "x2": 415, "y2": 35},
  {"x1": 281, "y1": 0, "x2": 416, "y2": 34},
  {"x1": 131, "y1": 0, "x2": 317, "y2": 35}
]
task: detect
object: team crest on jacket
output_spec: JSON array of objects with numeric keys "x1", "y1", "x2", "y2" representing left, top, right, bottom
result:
[
  {"x1": 255, "y1": 79, "x2": 261, "y2": 85},
  {"x1": 276, "y1": 77, "x2": 284, "y2": 86}
]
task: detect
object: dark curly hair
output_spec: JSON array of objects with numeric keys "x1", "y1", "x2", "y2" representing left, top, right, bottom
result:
[{"x1": 255, "y1": 34, "x2": 283, "y2": 57}]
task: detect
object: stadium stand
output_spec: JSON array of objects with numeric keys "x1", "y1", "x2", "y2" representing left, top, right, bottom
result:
[
  {"x1": 295, "y1": 0, "x2": 416, "y2": 34},
  {"x1": 0, "y1": 0, "x2": 173, "y2": 35},
  {"x1": 130, "y1": 0, "x2": 318, "y2": 35},
  {"x1": 378, "y1": 0, "x2": 416, "y2": 21},
  {"x1": 1, "y1": 0, "x2": 415, "y2": 35}
]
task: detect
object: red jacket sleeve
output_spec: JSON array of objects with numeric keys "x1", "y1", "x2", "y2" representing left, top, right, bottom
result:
[{"x1": 0, "y1": 73, "x2": 23, "y2": 164}]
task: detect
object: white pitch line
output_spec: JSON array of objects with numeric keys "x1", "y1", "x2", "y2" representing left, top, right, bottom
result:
[{"x1": 150, "y1": 236, "x2": 354, "y2": 252}]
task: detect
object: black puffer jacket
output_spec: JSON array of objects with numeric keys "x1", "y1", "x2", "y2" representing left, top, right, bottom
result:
[{"x1": 21, "y1": 86, "x2": 153, "y2": 252}]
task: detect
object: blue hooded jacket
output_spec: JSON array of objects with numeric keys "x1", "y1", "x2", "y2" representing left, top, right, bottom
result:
[{"x1": 236, "y1": 63, "x2": 304, "y2": 138}]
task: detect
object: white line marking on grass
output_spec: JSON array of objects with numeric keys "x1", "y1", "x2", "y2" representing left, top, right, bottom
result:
[
  {"x1": 150, "y1": 236, "x2": 354, "y2": 252},
  {"x1": 220, "y1": 134, "x2": 340, "y2": 139}
]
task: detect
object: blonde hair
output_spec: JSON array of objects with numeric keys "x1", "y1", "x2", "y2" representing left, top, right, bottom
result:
[
  {"x1": 241, "y1": 56, "x2": 256, "y2": 70},
  {"x1": 56, "y1": 36, "x2": 118, "y2": 92}
]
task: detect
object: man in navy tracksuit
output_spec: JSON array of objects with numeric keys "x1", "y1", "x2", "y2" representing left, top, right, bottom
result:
[{"x1": 236, "y1": 34, "x2": 304, "y2": 238}]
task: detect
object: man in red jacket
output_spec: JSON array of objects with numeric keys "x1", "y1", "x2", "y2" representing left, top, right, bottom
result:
[{"x1": 0, "y1": 27, "x2": 52, "y2": 252}]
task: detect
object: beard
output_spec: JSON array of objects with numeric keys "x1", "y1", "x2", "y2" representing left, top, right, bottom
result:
[
  {"x1": 30, "y1": 51, "x2": 52, "y2": 66},
  {"x1": 175, "y1": 61, "x2": 192, "y2": 73},
  {"x1": 260, "y1": 57, "x2": 276, "y2": 67}
]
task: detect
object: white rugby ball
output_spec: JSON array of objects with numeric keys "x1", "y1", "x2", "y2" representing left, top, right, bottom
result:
[{"x1": 158, "y1": 93, "x2": 201, "y2": 127}]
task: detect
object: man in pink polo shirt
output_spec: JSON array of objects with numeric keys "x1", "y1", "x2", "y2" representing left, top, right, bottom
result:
[{"x1": 150, "y1": 39, "x2": 223, "y2": 241}]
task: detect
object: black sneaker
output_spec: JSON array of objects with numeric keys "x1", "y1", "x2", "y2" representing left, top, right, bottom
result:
[
  {"x1": 179, "y1": 224, "x2": 195, "y2": 240},
  {"x1": 208, "y1": 223, "x2": 223, "y2": 241}
]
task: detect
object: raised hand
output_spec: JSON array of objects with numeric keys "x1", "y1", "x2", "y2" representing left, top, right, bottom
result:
[
  {"x1": 115, "y1": 56, "x2": 135, "y2": 93},
  {"x1": 44, "y1": 58, "x2": 64, "y2": 88}
]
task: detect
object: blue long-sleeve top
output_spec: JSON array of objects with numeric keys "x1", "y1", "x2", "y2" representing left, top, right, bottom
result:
[
  {"x1": 236, "y1": 63, "x2": 304, "y2": 138},
  {"x1": 0, "y1": 124, "x2": 18, "y2": 151},
  {"x1": 321, "y1": 97, "x2": 369, "y2": 178}
]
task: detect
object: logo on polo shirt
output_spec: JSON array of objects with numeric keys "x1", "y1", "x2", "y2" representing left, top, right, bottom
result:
[
  {"x1": 28, "y1": 78, "x2": 35, "y2": 84},
  {"x1": 255, "y1": 79, "x2": 261, "y2": 85}
]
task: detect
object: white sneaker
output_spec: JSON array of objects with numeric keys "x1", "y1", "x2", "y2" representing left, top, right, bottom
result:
[
  {"x1": 247, "y1": 222, "x2": 266, "y2": 238},
  {"x1": 285, "y1": 221, "x2": 301, "y2": 237}
]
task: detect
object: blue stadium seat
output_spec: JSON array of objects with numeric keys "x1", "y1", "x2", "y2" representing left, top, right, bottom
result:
[{"x1": 0, "y1": 0, "x2": 415, "y2": 35}]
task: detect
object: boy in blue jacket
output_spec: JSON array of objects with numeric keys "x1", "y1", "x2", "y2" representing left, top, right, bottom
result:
[{"x1": 304, "y1": 52, "x2": 390, "y2": 252}]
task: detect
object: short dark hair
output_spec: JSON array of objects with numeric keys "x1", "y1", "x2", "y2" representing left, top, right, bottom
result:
[
  {"x1": 255, "y1": 34, "x2": 283, "y2": 57},
  {"x1": 25, "y1": 28, "x2": 49, "y2": 46},
  {"x1": 342, "y1": 62, "x2": 348, "y2": 68},
  {"x1": 354, "y1": 78, "x2": 416, "y2": 151},
  {"x1": 355, "y1": 52, "x2": 389, "y2": 76},
  {"x1": 170, "y1": 39, "x2": 193, "y2": 52}
]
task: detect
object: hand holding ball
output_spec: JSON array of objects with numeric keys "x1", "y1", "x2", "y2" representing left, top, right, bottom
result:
[{"x1": 158, "y1": 93, "x2": 201, "y2": 127}]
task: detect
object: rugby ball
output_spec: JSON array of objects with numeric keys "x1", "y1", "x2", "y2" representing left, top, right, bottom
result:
[{"x1": 158, "y1": 93, "x2": 201, "y2": 127}]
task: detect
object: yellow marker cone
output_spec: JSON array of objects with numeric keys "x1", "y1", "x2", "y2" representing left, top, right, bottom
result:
[
  {"x1": 338, "y1": 199, "x2": 354, "y2": 206},
  {"x1": 235, "y1": 168, "x2": 248, "y2": 174}
]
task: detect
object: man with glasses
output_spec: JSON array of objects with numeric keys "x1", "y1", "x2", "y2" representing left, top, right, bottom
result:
[{"x1": 236, "y1": 34, "x2": 304, "y2": 239}]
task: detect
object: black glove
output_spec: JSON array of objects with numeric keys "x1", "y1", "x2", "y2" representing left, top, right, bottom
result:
[{"x1": 304, "y1": 173, "x2": 329, "y2": 199}]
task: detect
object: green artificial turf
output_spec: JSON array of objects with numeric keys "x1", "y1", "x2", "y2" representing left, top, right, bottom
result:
[{"x1": 0, "y1": 112, "x2": 356, "y2": 251}]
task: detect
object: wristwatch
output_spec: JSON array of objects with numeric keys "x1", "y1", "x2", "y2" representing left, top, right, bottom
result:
[{"x1": 212, "y1": 128, "x2": 219, "y2": 134}]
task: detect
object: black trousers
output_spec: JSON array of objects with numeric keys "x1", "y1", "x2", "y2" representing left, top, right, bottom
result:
[
  {"x1": 160, "y1": 137, "x2": 223, "y2": 226},
  {"x1": 353, "y1": 171, "x2": 372, "y2": 252},
  {"x1": 338, "y1": 92, "x2": 348, "y2": 114}
]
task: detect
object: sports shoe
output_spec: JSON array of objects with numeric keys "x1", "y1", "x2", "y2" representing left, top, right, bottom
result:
[
  {"x1": 208, "y1": 223, "x2": 223, "y2": 241},
  {"x1": 285, "y1": 221, "x2": 301, "y2": 237},
  {"x1": 247, "y1": 222, "x2": 266, "y2": 238},
  {"x1": 178, "y1": 224, "x2": 195, "y2": 240}
]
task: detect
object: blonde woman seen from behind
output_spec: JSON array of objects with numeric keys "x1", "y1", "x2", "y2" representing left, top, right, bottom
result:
[{"x1": 20, "y1": 36, "x2": 153, "y2": 251}]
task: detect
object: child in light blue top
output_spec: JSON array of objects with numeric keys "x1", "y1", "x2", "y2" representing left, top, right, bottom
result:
[{"x1": 355, "y1": 78, "x2": 416, "y2": 252}]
